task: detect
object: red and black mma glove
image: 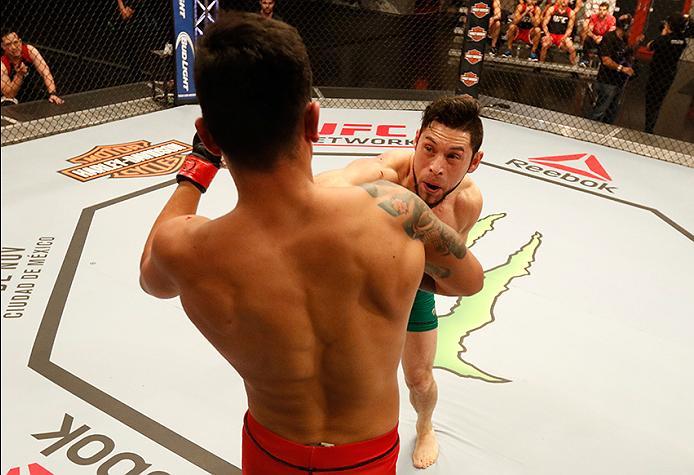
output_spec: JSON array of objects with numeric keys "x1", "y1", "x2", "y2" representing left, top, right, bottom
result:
[{"x1": 176, "y1": 133, "x2": 223, "y2": 193}]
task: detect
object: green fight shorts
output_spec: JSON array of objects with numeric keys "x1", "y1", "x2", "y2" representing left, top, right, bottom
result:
[{"x1": 407, "y1": 290, "x2": 438, "y2": 332}]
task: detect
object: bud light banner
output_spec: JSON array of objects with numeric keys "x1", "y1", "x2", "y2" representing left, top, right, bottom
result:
[
  {"x1": 173, "y1": 0, "x2": 196, "y2": 104},
  {"x1": 457, "y1": 0, "x2": 493, "y2": 97}
]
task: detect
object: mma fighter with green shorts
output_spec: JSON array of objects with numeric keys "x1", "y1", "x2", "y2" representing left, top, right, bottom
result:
[{"x1": 316, "y1": 95, "x2": 484, "y2": 469}]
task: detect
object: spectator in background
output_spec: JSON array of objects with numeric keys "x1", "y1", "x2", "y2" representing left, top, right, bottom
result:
[
  {"x1": 579, "y1": 2, "x2": 615, "y2": 67},
  {"x1": 644, "y1": 13, "x2": 688, "y2": 134},
  {"x1": 543, "y1": 0, "x2": 584, "y2": 44},
  {"x1": 111, "y1": 1, "x2": 171, "y2": 81},
  {"x1": 117, "y1": 0, "x2": 135, "y2": 21},
  {"x1": 540, "y1": 0, "x2": 578, "y2": 65},
  {"x1": 502, "y1": 0, "x2": 543, "y2": 61},
  {"x1": 259, "y1": 0, "x2": 283, "y2": 21},
  {"x1": 542, "y1": 0, "x2": 583, "y2": 21},
  {"x1": 487, "y1": 0, "x2": 503, "y2": 55},
  {"x1": 582, "y1": 0, "x2": 612, "y2": 14},
  {"x1": 590, "y1": 14, "x2": 635, "y2": 123},
  {"x1": 1, "y1": 29, "x2": 64, "y2": 105}
]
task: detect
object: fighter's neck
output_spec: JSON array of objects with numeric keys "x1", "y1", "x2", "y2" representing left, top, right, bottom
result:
[
  {"x1": 231, "y1": 156, "x2": 316, "y2": 209},
  {"x1": 402, "y1": 151, "x2": 418, "y2": 191}
]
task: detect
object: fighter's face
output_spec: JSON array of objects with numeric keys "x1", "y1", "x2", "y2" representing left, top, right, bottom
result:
[
  {"x1": 598, "y1": 5, "x2": 608, "y2": 17},
  {"x1": 558, "y1": 0, "x2": 567, "y2": 8},
  {"x1": 260, "y1": 0, "x2": 275, "y2": 15},
  {"x1": 412, "y1": 122, "x2": 480, "y2": 206},
  {"x1": 1, "y1": 33, "x2": 22, "y2": 59}
]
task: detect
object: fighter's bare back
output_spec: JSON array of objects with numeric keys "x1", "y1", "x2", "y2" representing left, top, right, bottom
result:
[{"x1": 147, "y1": 179, "x2": 480, "y2": 445}]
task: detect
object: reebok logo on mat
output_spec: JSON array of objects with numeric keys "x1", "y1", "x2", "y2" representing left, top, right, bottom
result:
[
  {"x1": 506, "y1": 153, "x2": 617, "y2": 194},
  {"x1": 59, "y1": 140, "x2": 192, "y2": 182},
  {"x1": 5, "y1": 463, "x2": 53, "y2": 475},
  {"x1": 528, "y1": 153, "x2": 612, "y2": 181}
]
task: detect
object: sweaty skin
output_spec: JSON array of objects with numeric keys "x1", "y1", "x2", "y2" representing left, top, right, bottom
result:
[
  {"x1": 316, "y1": 122, "x2": 484, "y2": 280},
  {"x1": 141, "y1": 143, "x2": 483, "y2": 445},
  {"x1": 316, "y1": 121, "x2": 484, "y2": 468}
]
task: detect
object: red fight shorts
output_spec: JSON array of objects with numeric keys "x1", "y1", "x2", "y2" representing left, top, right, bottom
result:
[
  {"x1": 549, "y1": 33, "x2": 565, "y2": 47},
  {"x1": 517, "y1": 28, "x2": 533, "y2": 45},
  {"x1": 242, "y1": 412, "x2": 399, "y2": 474}
]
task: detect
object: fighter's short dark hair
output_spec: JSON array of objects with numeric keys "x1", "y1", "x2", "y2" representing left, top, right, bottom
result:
[
  {"x1": 195, "y1": 12, "x2": 313, "y2": 171},
  {"x1": 1, "y1": 28, "x2": 17, "y2": 40},
  {"x1": 420, "y1": 95, "x2": 484, "y2": 154}
]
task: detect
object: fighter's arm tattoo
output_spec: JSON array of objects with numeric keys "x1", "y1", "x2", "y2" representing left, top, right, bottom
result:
[
  {"x1": 359, "y1": 180, "x2": 467, "y2": 260},
  {"x1": 425, "y1": 262, "x2": 451, "y2": 278}
]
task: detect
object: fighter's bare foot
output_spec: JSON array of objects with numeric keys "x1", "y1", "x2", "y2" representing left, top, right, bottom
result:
[{"x1": 412, "y1": 429, "x2": 439, "y2": 469}]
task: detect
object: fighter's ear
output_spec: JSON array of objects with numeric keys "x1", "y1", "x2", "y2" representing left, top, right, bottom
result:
[
  {"x1": 467, "y1": 150, "x2": 483, "y2": 173},
  {"x1": 304, "y1": 101, "x2": 320, "y2": 143},
  {"x1": 194, "y1": 117, "x2": 222, "y2": 156},
  {"x1": 414, "y1": 129, "x2": 421, "y2": 149}
]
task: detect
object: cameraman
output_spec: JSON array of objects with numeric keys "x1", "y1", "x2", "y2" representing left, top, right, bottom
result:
[
  {"x1": 590, "y1": 13, "x2": 635, "y2": 124},
  {"x1": 644, "y1": 13, "x2": 689, "y2": 134}
]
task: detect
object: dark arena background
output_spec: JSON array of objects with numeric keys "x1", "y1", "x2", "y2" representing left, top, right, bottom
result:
[
  {"x1": 2, "y1": 0, "x2": 693, "y2": 162},
  {"x1": 2, "y1": 1, "x2": 693, "y2": 474}
]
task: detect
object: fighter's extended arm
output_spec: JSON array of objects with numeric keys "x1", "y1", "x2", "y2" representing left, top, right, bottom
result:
[
  {"x1": 418, "y1": 220, "x2": 479, "y2": 293},
  {"x1": 360, "y1": 180, "x2": 483, "y2": 297},
  {"x1": 315, "y1": 153, "x2": 401, "y2": 187},
  {"x1": 418, "y1": 187, "x2": 483, "y2": 293},
  {"x1": 139, "y1": 134, "x2": 221, "y2": 298}
]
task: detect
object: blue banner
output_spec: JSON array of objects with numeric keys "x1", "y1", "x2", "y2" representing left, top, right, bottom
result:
[{"x1": 172, "y1": 0, "x2": 196, "y2": 104}]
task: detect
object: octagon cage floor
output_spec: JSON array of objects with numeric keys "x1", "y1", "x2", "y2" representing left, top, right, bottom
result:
[{"x1": 2, "y1": 104, "x2": 693, "y2": 475}]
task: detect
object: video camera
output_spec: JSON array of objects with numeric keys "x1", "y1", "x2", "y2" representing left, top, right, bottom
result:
[{"x1": 660, "y1": 13, "x2": 694, "y2": 38}]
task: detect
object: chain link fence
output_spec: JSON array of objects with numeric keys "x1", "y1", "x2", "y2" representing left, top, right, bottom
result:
[
  {"x1": 478, "y1": 0, "x2": 694, "y2": 164},
  {"x1": 223, "y1": 0, "x2": 692, "y2": 166},
  {"x1": 3, "y1": 0, "x2": 692, "y2": 165},
  {"x1": 1, "y1": 0, "x2": 175, "y2": 145},
  {"x1": 223, "y1": 0, "x2": 465, "y2": 107}
]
